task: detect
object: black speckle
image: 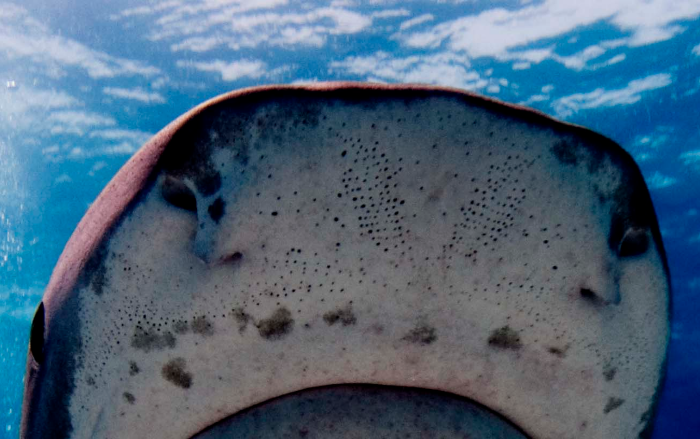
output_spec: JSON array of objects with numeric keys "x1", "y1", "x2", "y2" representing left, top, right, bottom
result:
[
  {"x1": 323, "y1": 305, "x2": 357, "y2": 326},
  {"x1": 402, "y1": 325, "x2": 437, "y2": 345},
  {"x1": 488, "y1": 326, "x2": 522, "y2": 350},
  {"x1": 129, "y1": 361, "x2": 140, "y2": 376},
  {"x1": 603, "y1": 397, "x2": 625, "y2": 414},
  {"x1": 123, "y1": 392, "x2": 136, "y2": 405},
  {"x1": 257, "y1": 307, "x2": 294, "y2": 340},
  {"x1": 191, "y1": 316, "x2": 214, "y2": 336},
  {"x1": 272, "y1": 211, "x2": 279, "y2": 216},
  {"x1": 162, "y1": 358, "x2": 192, "y2": 389},
  {"x1": 131, "y1": 328, "x2": 176, "y2": 352},
  {"x1": 208, "y1": 197, "x2": 225, "y2": 223}
]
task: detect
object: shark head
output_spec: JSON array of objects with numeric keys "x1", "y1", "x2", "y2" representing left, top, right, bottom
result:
[{"x1": 21, "y1": 83, "x2": 670, "y2": 439}]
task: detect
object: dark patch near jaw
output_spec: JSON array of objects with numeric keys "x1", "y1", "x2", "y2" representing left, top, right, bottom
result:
[
  {"x1": 603, "y1": 397, "x2": 625, "y2": 414},
  {"x1": 208, "y1": 197, "x2": 225, "y2": 223},
  {"x1": 191, "y1": 316, "x2": 214, "y2": 336},
  {"x1": 123, "y1": 392, "x2": 136, "y2": 405},
  {"x1": 323, "y1": 305, "x2": 357, "y2": 326},
  {"x1": 488, "y1": 326, "x2": 522, "y2": 350},
  {"x1": 131, "y1": 328, "x2": 176, "y2": 352},
  {"x1": 129, "y1": 361, "x2": 140, "y2": 376},
  {"x1": 402, "y1": 325, "x2": 437, "y2": 345},
  {"x1": 257, "y1": 307, "x2": 294, "y2": 340},
  {"x1": 162, "y1": 358, "x2": 192, "y2": 389}
]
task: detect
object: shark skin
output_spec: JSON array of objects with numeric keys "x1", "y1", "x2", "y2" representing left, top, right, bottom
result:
[{"x1": 21, "y1": 82, "x2": 670, "y2": 439}]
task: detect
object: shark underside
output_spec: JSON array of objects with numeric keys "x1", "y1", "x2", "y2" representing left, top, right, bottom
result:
[{"x1": 21, "y1": 83, "x2": 670, "y2": 439}]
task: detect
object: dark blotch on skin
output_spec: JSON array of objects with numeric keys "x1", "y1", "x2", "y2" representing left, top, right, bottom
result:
[
  {"x1": 551, "y1": 140, "x2": 578, "y2": 165},
  {"x1": 603, "y1": 397, "x2": 625, "y2": 414},
  {"x1": 192, "y1": 316, "x2": 214, "y2": 336},
  {"x1": 123, "y1": 392, "x2": 136, "y2": 405},
  {"x1": 162, "y1": 358, "x2": 192, "y2": 389},
  {"x1": 603, "y1": 365, "x2": 617, "y2": 381},
  {"x1": 402, "y1": 325, "x2": 437, "y2": 345},
  {"x1": 488, "y1": 326, "x2": 522, "y2": 350},
  {"x1": 547, "y1": 346, "x2": 567, "y2": 358},
  {"x1": 161, "y1": 176, "x2": 197, "y2": 212},
  {"x1": 257, "y1": 307, "x2": 294, "y2": 340},
  {"x1": 129, "y1": 361, "x2": 140, "y2": 376},
  {"x1": 323, "y1": 305, "x2": 357, "y2": 327},
  {"x1": 173, "y1": 320, "x2": 189, "y2": 334},
  {"x1": 232, "y1": 308, "x2": 251, "y2": 333},
  {"x1": 91, "y1": 264, "x2": 107, "y2": 296},
  {"x1": 81, "y1": 240, "x2": 110, "y2": 296},
  {"x1": 208, "y1": 197, "x2": 225, "y2": 223},
  {"x1": 131, "y1": 328, "x2": 176, "y2": 352}
]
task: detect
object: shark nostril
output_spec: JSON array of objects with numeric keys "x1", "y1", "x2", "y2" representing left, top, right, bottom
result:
[
  {"x1": 216, "y1": 251, "x2": 243, "y2": 266},
  {"x1": 161, "y1": 175, "x2": 197, "y2": 212},
  {"x1": 618, "y1": 227, "x2": 649, "y2": 257}
]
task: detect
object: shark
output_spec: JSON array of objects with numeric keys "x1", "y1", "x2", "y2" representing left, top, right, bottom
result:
[{"x1": 21, "y1": 83, "x2": 670, "y2": 439}]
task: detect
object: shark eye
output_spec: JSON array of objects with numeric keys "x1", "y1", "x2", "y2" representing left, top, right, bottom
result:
[
  {"x1": 30, "y1": 302, "x2": 45, "y2": 365},
  {"x1": 161, "y1": 176, "x2": 197, "y2": 212}
]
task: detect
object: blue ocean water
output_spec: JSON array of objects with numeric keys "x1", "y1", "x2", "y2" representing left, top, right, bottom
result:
[{"x1": 1, "y1": 0, "x2": 698, "y2": 437}]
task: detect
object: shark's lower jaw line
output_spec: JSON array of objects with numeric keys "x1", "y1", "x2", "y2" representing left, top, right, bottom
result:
[{"x1": 189, "y1": 384, "x2": 530, "y2": 439}]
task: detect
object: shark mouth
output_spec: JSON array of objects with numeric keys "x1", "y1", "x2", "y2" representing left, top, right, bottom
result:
[{"x1": 190, "y1": 384, "x2": 530, "y2": 439}]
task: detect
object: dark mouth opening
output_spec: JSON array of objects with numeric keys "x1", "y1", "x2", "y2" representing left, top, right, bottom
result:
[{"x1": 190, "y1": 384, "x2": 531, "y2": 439}]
